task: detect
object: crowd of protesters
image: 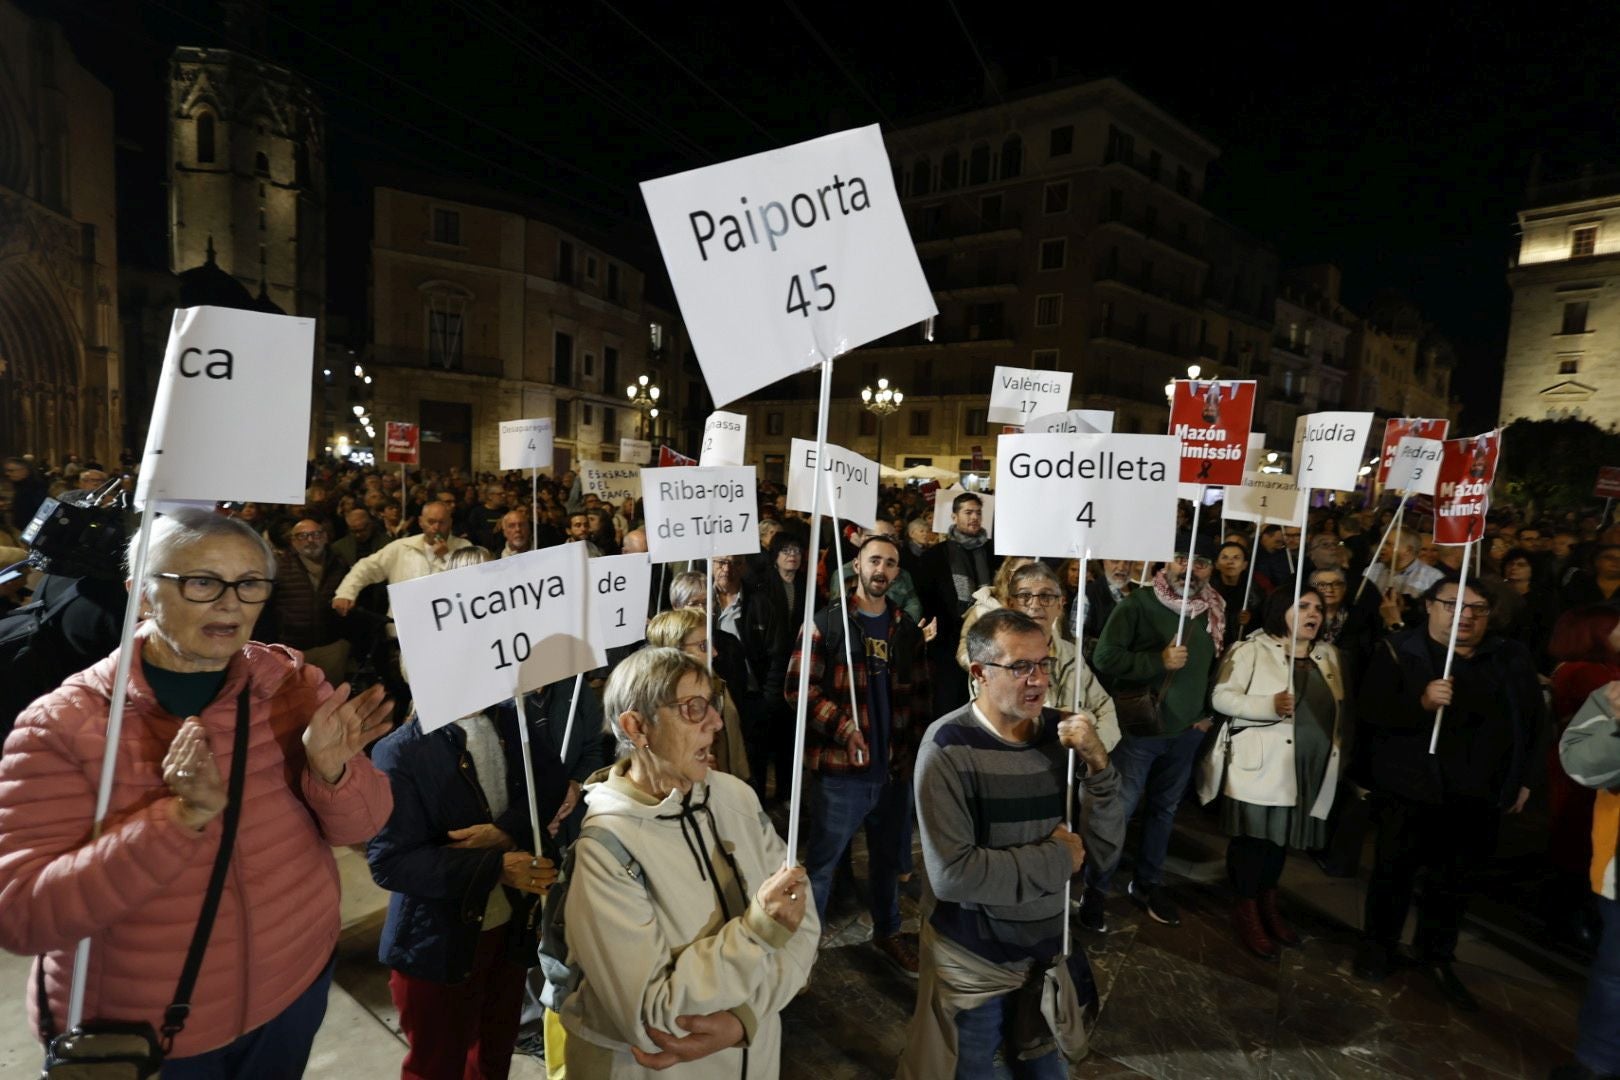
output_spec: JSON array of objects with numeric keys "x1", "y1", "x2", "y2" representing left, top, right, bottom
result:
[{"x1": 0, "y1": 446, "x2": 1618, "y2": 1079}]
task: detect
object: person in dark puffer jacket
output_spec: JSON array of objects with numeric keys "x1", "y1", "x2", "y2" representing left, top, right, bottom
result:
[{"x1": 368, "y1": 701, "x2": 569, "y2": 1079}]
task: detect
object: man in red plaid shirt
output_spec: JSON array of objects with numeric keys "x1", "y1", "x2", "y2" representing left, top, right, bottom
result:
[{"x1": 788, "y1": 533, "x2": 936, "y2": 976}]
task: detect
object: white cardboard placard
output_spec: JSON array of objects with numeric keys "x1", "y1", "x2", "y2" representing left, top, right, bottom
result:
[
  {"x1": 786, "y1": 438, "x2": 878, "y2": 528},
  {"x1": 1243, "y1": 432, "x2": 1271, "y2": 471},
  {"x1": 640, "y1": 125, "x2": 937, "y2": 405},
  {"x1": 641, "y1": 466, "x2": 762, "y2": 564},
  {"x1": 590, "y1": 552, "x2": 652, "y2": 650},
  {"x1": 700, "y1": 411, "x2": 748, "y2": 466},
  {"x1": 499, "y1": 418, "x2": 554, "y2": 471},
  {"x1": 580, "y1": 461, "x2": 642, "y2": 504},
  {"x1": 993, "y1": 433, "x2": 1179, "y2": 560},
  {"x1": 1024, "y1": 408, "x2": 1113, "y2": 434},
  {"x1": 931, "y1": 487, "x2": 996, "y2": 536},
  {"x1": 136, "y1": 306, "x2": 314, "y2": 508},
  {"x1": 1291, "y1": 411, "x2": 1375, "y2": 492},
  {"x1": 389, "y1": 544, "x2": 601, "y2": 733},
  {"x1": 618, "y1": 438, "x2": 653, "y2": 466},
  {"x1": 1385, "y1": 436, "x2": 1443, "y2": 496},
  {"x1": 1223, "y1": 471, "x2": 1305, "y2": 524},
  {"x1": 988, "y1": 366, "x2": 1073, "y2": 426}
]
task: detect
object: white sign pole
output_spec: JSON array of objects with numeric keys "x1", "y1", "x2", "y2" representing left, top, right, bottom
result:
[
  {"x1": 67, "y1": 495, "x2": 161, "y2": 1028},
  {"x1": 657, "y1": 563, "x2": 667, "y2": 613},
  {"x1": 786, "y1": 359, "x2": 834, "y2": 864},
  {"x1": 1175, "y1": 490, "x2": 1204, "y2": 646},
  {"x1": 559, "y1": 672, "x2": 585, "y2": 766},
  {"x1": 825, "y1": 472, "x2": 862, "y2": 744},
  {"x1": 512, "y1": 691, "x2": 546, "y2": 855},
  {"x1": 1061, "y1": 548, "x2": 1091, "y2": 956},
  {"x1": 1288, "y1": 489, "x2": 1310, "y2": 697},
  {"x1": 1355, "y1": 496, "x2": 1408, "y2": 604},
  {"x1": 531, "y1": 468, "x2": 539, "y2": 550},
  {"x1": 706, "y1": 559, "x2": 715, "y2": 677},
  {"x1": 1242, "y1": 514, "x2": 1264, "y2": 616},
  {"x1": 400, "y1": 464, "x2": 408, "y2": 537},
  {"x1": 1429, "y1": 538, "x2": 1472, "y2": 755}
]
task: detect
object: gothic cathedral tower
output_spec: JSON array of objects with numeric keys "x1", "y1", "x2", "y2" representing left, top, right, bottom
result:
[{"x1": 167, "y1": 23, "x2": 324, "y2": 326}]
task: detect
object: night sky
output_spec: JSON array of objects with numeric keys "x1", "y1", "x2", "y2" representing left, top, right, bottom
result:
[{"x1": 43, "y1": 0, "x2": 1620, "y2": 429}]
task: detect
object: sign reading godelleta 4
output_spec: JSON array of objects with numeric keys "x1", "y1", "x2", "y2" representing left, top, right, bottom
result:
[
  {"x1": 994, "y1": 433, "x2": 1179, "y2": 559},
  {"x1": 640, "y1": 125, "x2": 936, "y2": 406}
]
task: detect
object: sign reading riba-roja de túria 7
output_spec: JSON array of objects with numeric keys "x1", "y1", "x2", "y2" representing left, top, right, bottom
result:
[
  {"x1": 993, "y1": 433, "x2": 1180, "y2": 560},
  {"x1": 639, "y1": 466, "x2": 762, "y2": 564}
]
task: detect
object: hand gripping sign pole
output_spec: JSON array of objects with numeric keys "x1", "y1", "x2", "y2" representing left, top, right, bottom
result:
[
  {"x1": 1174, "y1": 490, "x2": 1205, "y2": 646},
  {"x1": 1429, "y1": 531, "x2": 1475, "y2": 755},
  {"x1": 785, "y1": 358, "x2": 835, "y2": 863}
]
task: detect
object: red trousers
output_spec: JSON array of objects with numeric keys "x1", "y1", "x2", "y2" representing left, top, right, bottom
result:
[{"x1": 390, "y1": 927, "x2": 528, "y2": 1080}]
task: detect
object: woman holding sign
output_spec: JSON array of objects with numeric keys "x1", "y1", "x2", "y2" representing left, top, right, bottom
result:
[
  {"x1": 560, "y1": 647, "x2": 817, "y2": 1078},
  {"x1": 1206, "y1": 586, "x2": 1347, "y2": 961},
  {"x1": 0, "y1": 508, "x2": 395, "y2": 1075}
]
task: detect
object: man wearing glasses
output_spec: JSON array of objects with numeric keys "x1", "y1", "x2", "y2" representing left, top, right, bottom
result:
[
  {"x1": 1355, "y1": 578, "x2": 1545, "y2": 1012},
  {"x1": 1085, "y1": 534, "x2": 1225, "y2": 930},
  {"x1": 262, "y1": 518, "x2": 352, "y2": 688}
]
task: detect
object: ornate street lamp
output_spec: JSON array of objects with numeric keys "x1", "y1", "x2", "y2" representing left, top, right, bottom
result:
[
  {"x1": 626, "y1": 374, "x2": 661, "y2": 439},
  {"x1": 861, "y1": 377, "x2": 903, "y2": 469}
]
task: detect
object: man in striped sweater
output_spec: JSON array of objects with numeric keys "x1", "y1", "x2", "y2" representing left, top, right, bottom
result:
[{"x1": 901, "y1": 609, "x2": 1123, "y2": 1078}]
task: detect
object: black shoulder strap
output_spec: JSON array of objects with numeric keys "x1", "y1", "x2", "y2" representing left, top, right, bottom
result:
[{"x1": 160, "y1": 683, "x2": 252, "y2": 1050}]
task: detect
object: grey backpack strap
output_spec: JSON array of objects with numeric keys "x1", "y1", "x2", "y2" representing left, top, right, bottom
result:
[{"x1": 575, "y1": 825, "x2": 644, "y2": 884}]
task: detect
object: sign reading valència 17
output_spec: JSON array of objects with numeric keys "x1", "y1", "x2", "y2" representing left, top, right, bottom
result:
[{"x1": 640, "y1": 125, "x2": 937, "y2": 406}]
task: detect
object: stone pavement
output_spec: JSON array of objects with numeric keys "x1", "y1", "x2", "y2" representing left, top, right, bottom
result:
[{"x1": 0, "y1": 825, "x2": 1588, "y2": 1079}]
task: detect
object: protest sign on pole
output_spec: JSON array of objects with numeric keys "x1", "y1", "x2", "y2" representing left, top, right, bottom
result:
[
  {"x1": 1433, "y1": 431, "x2": 1500, "y2": 545},
  {"x1": 1222, "y1": 472, "x2": 1303, "y2": 524},
  {"x1": 640, "y1": 466, "x2": 761, "y2": 564},
  {"x1": 579, "y1": 461, "x2": 642, "y2": 505},
  {"x1": 659, "y1": 445, "x2": 697, "y2": 467},
  {"x1": 1024, "y1": 408, "x2": 1114, "y2": 434},
  {"x1": 590, "y1": 552, "x2": 654, "y2": 651},
  {"x1": 988, "y1": 366, "x2": 1074, "y2": 425},
  {"x1": 385, "y1": 421, "x2": 420, "y2": 465},
  {"x1": 390, "y1": 544, "x2": 600, "y2": 733},
  {"x1": 1594, "y1": 465, "x2": 1620, "y2": 499},
  {"x1": 1168, "y1": 380, "x2": 1257, "y2": 488},
  {"x1": 786, "y1": 438, "x2": 878, "y2": 528},
  {"x1": 618, "y1": 438, "x2": 653, "y2": 465},
  {"x1": 931, "y1": 487, "x2": 996, "y2": 535},
  {"x1": 1378, "y1": 417, "x2": 1450, "y2": 486},
  {"x1": 1291, "y1": 411, "x2": 1376, "y2": 493},
  {"x1": 639, "y1": 125, "x2": 936, "y2": 405},
  {"x1": 499, "y1": 418, "x2": 554, "y2": 471},
  {"x1": 700, "y1": 410, "x2": 749, "y2": 466},
  {"x1": 1384, "y1": 436, "x2": 1444, "y2": 496},
  {"x1": 994, "y1": 433, "x2": 1180, "y2": 560},
  {"x1": 135, "y1": 307, "x2": 316, "y2": 508}
]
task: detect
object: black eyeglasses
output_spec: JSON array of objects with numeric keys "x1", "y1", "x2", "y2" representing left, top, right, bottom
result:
[
  {"x1": 1011, "y1": 591, "x2": 1063, "y2": 606},
  {"x1": 658, "y1": 694, "x2": 723, "y2": 722},
  {"x1": 982, "y1": 657, "x2": 1056, "y2": 680},
  {"x1": 153, "y1": 573, "x2": 276, "y2": 604},
  {"x1": 1434, "y1": 598, "x2": 1491, "y2": 616}
]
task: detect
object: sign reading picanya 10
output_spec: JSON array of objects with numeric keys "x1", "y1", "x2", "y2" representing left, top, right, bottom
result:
[{"x1": 640, "y1": 125, "x2": 937, "y2": 406}]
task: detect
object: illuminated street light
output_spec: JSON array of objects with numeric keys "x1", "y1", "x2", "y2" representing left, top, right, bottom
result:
[
  {"x1": 861, "y1": 377, "x2": 903, "y2": 466},
  {"x1": 627, "y1": 373, "x2": 661, "y2": 438}
]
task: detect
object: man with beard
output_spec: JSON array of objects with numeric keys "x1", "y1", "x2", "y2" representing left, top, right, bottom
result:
[
  {"x1": 332, "y1": 500, "x2": 473, "y2": 617},
  {"x1": 1083, "y1": 559, "x2": 1136, "y2": 651},
  {"x1": 918, "y1": 492, "x2": 995, "y2": 717},
  {"x1": 1081, "y1": 535, "x2": 1225, "y2": 931},
  {"x1": 262, "y1": 519, "x2": 352, "y2": 687},
  {"x1": 787, "y1": 533, "x2": 934, "y2": 976}
]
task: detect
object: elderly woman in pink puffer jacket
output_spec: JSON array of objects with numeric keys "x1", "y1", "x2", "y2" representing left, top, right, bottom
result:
[{"x1": 0, "y1": 507, "x2": 394, "y2": 1076}]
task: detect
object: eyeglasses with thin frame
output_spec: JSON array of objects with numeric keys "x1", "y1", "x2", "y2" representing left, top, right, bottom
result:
[
  {"x1": 153, "y1": 573, "x2": 276, "y2": 604},
  {"x1": 1011, "y1": 591, "x2": 1063, "y2": 606},
  {"x1": 1312, "y1": 579, "x2": 1347, "y2": 590},
  {"x1": 982, "y1": 657, "x2": 1056, "y2": 680},
  {"x1": 658, "y1": 694, "x2": 723, "y2": 722},
  {"x1": 1175, "y1": 555, "x2": 1213, "y2": 570},
  {"x1": 1433, "y1": 597, "x2": 1491, "y2": 616},
  {"x1": 291, "y1": 529, "x2": 325, "y2": 540}
]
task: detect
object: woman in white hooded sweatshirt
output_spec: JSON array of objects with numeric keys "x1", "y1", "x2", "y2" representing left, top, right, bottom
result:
[{"x1": 561, "y1": 647, "x2": 818, "y2": 1078}]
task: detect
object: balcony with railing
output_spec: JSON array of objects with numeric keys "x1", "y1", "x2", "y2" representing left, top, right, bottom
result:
[
  {"x1": 1093, "y1": 262, "x2": 1201, "y2": 312},
  {"x1": 369, "y1": 344, "x2": 504, "y2": 377},
  {"x1": 1097, "y1": 208, "x2": 1205, "y2": 261},
  {"x1": 912, "y1": 207, "x2": 1024, "y2": 253},
  {"x1": 1090, "y1": 318, "x2": 1196, "y2": 359}
]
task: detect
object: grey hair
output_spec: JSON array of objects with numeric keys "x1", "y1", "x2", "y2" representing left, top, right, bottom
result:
[
  {"x1": 669, "y1": 570, "x2": 707, "y2": 610},
  {"x1": 965, "y1": 608, "x2": 1046, "y2": 666},
  {"x1": 602, "y1": 646, "x2": 709, "y2": 756},
  {"x1": 1010, "y1": 561, "x2": 1061, "y2": 592},
  {"x1": 131, "y1": 507, "x2": 276, "y2": 603}
]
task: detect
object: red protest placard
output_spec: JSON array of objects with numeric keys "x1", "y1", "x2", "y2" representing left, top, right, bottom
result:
[
  {"x1": 1377, "y1": 417, "x2": 1450, "y2": 485},
  {"x1": 384, "y1": 421, "x2": 419, "y2": 465},
  {"x1": 1595, "y1": 465, "x2": 1620, "y2": 499},
  {"x1": 1168, "y1": 380, "x2": 1256, "y2": 487},
  {"x1": 658, "y1": 445, "x2": 697, "y2": 467},
  {"x1": 1433, "y1": 431, "x2": 1500, "y2": 544}
]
